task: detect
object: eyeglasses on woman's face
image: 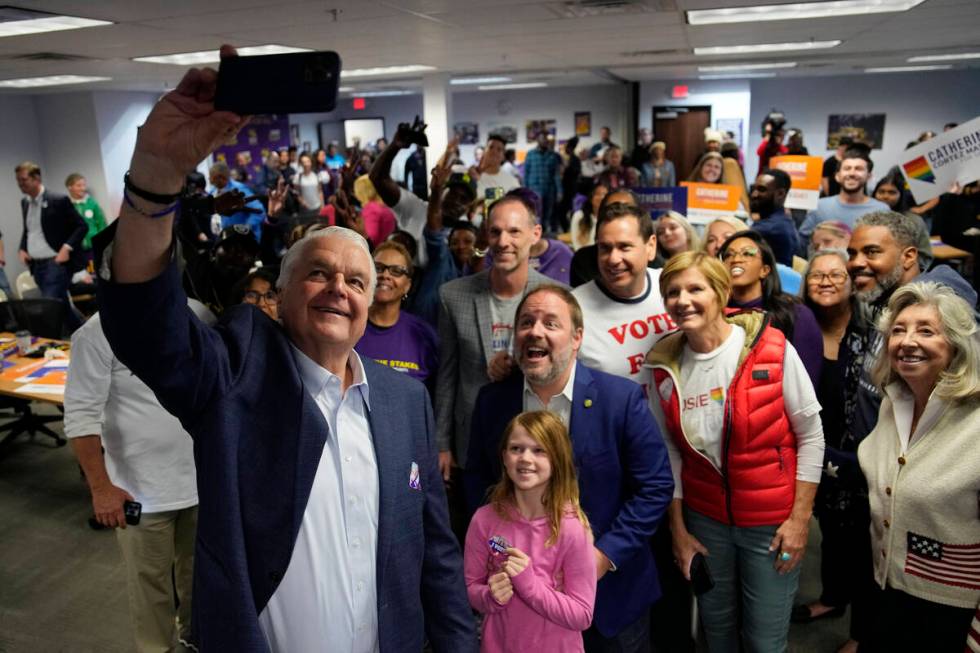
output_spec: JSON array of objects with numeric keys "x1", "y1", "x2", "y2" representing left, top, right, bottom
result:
[
  {"x1": 374, "y1": 262, "x2": 410, "y2": 278},
  {"x1": 721, "y1": 246, "x2": 759, "y2": 261},
  {"x1": 806, "y1": 270, "x2": 849, "y2": 286}
]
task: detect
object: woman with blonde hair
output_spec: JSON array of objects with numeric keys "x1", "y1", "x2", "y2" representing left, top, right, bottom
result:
[
  {"x1": 655, "y1": 211, "x2": 700, "y2": 260},
  {"x1": 647, "y1": 250, "x2": 824, "y2": 652},
  {"x1": 352, "y1": 174, "x2": 396, "y2": 247},
  {"x1": 859, "y1": 281, "x2": 980, "y2": 652}
]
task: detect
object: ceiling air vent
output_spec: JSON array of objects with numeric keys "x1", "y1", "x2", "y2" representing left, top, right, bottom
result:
[
  {"x1": 547, "y1": 0, "x2": 676, "y2": 19},
  {"x1": 7, "y1": 51, "x2": 93, "y2": 61},
  {"x1": 621, "y1": 48, "x2": 688, "y2": 57}
]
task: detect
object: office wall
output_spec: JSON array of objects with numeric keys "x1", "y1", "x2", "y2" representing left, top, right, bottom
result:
[
  {"x1": 0, "y1": 96, "x2": 45, "y2": 282},
  {"x1": 92, "y1": 91, "x2": 159, "y2": 213},
  {"x1": 746, "y1": 70, "x2": 980, "y2": 181},
  {"x1": 291, "y1": 94, "x2": 424, "y2": 151},
  {"x1": 638, "y1": 79, "x2": 752, "y2": 154},
  {"x1": 451, "y1": 83, "x2": 630, "y2": 163}
]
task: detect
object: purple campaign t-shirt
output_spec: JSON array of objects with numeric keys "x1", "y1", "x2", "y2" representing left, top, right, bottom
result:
[
  {"x1": 531, "y1": 238, "x2": 574, "y2": 285},
  {"x1": 355, "y1": 311, "x2": 439, "y2": 391}
]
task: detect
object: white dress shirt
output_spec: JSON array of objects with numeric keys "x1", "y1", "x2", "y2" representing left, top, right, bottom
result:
[
  {"x1": 522, "y1": 360, "x2": 577, "y2": 427},
  {"x1": 24, "y1": 185, "x2": 58, "y2": 259},
  {"x1": 258, "y1": 347, "x2": 380, "y2": 653}
]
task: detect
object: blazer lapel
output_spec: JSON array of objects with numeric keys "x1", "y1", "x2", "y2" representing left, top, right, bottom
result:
[
  {"x1": 474, "y1": 277, "x2": 495, "y2": 362},
  {"x1": 362, "y1": 363, "x2": 402, "y2": 585},
  {"x1": 569, "y1": 363, "x2": 598, "y2": 455}
]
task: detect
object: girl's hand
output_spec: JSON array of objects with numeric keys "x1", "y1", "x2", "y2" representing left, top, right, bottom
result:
[
  {"x1": 671, "y1": 530, "x2": 708, "y2": 581},
  {"x1": 488, "y1": 571, "x2": 513, "y2": 605},
  {"x1": 503, "y1": 547, "x2": 531, "y2": 578}
]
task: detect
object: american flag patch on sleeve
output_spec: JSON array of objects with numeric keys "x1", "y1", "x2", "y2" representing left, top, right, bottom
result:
[{"x1": 904, "y1": 532, "x2": 980, "y2": 591}]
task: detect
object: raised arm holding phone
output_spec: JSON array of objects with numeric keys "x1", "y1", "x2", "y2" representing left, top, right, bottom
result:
[{"x1": 98, "y1": 45, "x2": 476, "y2": 653}]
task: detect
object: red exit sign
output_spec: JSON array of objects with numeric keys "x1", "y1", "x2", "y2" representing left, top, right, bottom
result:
[
  {"x1": 672, "y1": 85, "x2": 689, "y2": 99},
  {"x1": 353, "y1": 97, "x2": 366, "y2": 110}
]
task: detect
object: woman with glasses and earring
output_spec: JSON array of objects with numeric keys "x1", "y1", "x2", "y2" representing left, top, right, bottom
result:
[
  {"x1": 355, "y1": 241, "x2": 439, "y2": 396},
  {"x1": 791, "y1": 248, "x2": 866, "y2": 653},
  {"x1": 718, "y1": 230, "x2": 823, "y2": 387},
  {"x1": 235, "y1": 268, "x2": 280, "y2": 321}
]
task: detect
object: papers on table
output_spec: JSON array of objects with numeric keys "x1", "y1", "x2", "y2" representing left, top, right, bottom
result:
[{"x1": 14, "y1": 383, "x2": 64, "y2": 396}]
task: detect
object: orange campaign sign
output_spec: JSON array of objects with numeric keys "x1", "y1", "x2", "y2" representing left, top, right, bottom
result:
[
  {"x1": 679, "y1": 182, "x2": 742, "y2": 225},
  {"x1": 770, "y1": 155, "x2": 823, "y2": 210}
]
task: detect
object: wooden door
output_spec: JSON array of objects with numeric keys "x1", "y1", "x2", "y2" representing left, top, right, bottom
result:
[{"x1": 653, "y1": 106, "x2": 711, "y2": 183}]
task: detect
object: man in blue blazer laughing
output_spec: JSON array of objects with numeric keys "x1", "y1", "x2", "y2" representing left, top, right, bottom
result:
[
  {"x1": 96, "y1": 47, "x2": 476, "y2": 653},
  {"x1": 465, "y1": 284, "x2": 674, "y2": 651}
]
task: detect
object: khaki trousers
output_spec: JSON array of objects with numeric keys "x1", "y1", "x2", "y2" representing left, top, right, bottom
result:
[{"x1": 115, "y1": 506, "x2": 198, "y2": 653}]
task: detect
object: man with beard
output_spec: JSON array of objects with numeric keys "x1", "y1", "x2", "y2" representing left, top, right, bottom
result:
[
  {"x1": 465, "y1": 284, "x2": 673, "y2": 652},
  {"x1": 371, "y1": 130, "x2": 475, "y2": 267},
  {"x1": 183, "y1": 224, "x2": 258, "y2": 316},
  {"x1": 435, "y1": 194, "x2": 554, "y2": 497},
  {"x1": 801, "y1": 211, "x2": 977, "y2": 651},
  {"x1": 799, "y1": 148, "x2": 888, "y2": 243},
  {"x1": 749, "y1": 168, "x2": 798, "y2": 266}
]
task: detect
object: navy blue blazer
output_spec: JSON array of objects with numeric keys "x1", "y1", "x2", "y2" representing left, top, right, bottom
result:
[
  {"x1": 96, "y1": 236, "x2": 476, "y2": 652},
  {"x1": 465, "y1": 363, "x2": 674, "y2": 638},
  {"x1": 19, "y1": 189, "x2": 87, "y2": 259}
]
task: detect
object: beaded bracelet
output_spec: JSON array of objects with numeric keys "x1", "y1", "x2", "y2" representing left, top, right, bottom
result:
[{"x1": 123, "y1": 188, "x2": 179, "y2": 218}]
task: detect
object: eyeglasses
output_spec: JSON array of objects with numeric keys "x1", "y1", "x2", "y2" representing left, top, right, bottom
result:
[
  {"x1": 721, "y1": 247, "x2": 759, "y2": 261},
  {"x1": 243, "y1": 290, "x2": 279, "y2": 304},
  {"x1": 807, "y1": 271, "x2": 849, "y2": 286},
  {"x1": 375, "y1": 262, "x2": 410, "y2": 278}
]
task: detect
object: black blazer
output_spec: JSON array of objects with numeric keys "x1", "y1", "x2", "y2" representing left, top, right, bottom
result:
[{"x1": 19, "y1": 189, "x2": 87, "y2": 260}]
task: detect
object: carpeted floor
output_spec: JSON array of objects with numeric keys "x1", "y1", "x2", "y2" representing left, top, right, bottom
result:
[{"x1": 0, "y1": 410, "x2": 850, "y2": 652}]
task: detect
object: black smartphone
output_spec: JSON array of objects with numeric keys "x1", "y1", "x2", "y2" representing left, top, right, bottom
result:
[
  {"x1": 123, "y1": 500, "x2": 142, "y2": 526},
  {"x1": 215, "y1": 51, "x2": 341, "y2": 115},
  {"x1": 690, "y1": 552, "x2": 715, "y2": 595}
]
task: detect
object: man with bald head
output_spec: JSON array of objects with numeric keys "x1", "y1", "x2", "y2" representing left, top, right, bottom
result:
[{"x1": 94, "y1": 48, "x2": 475, "y2": 652}]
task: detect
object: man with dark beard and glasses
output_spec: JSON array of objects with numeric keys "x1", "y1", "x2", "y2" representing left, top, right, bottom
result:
[
  {"x1": 803, "y1": 210, "x2": 977, "y2": 651},
  {"x1": 465, "y1": 284, "x2": 673, "y2": 653}
]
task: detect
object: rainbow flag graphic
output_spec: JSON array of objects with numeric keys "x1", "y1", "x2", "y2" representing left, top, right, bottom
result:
[
  {"x1": 710, "y1": 387, "x2": 725, "y2": 403},
  {"x1": 903, "y1": 156, "x2": 936, "y2": 184}
]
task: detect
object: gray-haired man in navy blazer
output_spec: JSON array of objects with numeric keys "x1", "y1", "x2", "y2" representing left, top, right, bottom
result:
[{"x1": 96, "y1": 45, "x2": 476, "y2": 653}]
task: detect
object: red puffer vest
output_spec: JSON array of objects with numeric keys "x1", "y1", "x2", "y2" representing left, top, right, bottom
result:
[{"x1": 646, "y1": 311, "x2": 796, "y2": 526}]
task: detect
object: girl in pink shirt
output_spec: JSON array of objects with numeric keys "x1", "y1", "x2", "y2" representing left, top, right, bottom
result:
[{"x1": 464, "y1": 411, "x2": 597, "y2": 652}]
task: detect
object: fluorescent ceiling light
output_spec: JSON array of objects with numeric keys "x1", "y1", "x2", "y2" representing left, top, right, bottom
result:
[
  {"x1": 698, "y1": 62, "x2": 797, "y2": 72},
  {"x1": 695, "y1": 40, "x2": 840, "y2": 56},
  {"x1": 353, "y1": 90, "x2": 416, "y2": 97},
  {"x1": 338, "y1": 86, "x2": 354, "y2": 92},
  {"x1": 908, "y1": 52, "x2": 980, "y2": 62},
  {"x1": 0, "y1": 14, "x2": 112, "y2": 38},
  {"x1": 698, "y1": 73, "x2": 777, "y2": 80},
  {"x1": 0, "y1": 74, "x2": 111, "y2": 88},
  {"x1": 341, "y1": 65, "x2": 436, "y2": 78},
  {"x1": 451, "y1": 76, "x2": 512, "y2": 85},
  {"x1": 477, "y1": 82, "x2": 548, "y2": 91},
  {"x1": 865, "y1": 65, "x2": 953, "y2": 73},
  {"x1": 687, "y1": 0, "x2": 924, "y2": 25},
  {"x1": 134, "y1": 45, "x2": 310, "y2": 65}
]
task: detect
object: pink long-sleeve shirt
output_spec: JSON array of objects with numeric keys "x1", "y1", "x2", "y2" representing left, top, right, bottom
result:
[{"x1": 464, "y1": 504, "x2": 597, "y2": 653}]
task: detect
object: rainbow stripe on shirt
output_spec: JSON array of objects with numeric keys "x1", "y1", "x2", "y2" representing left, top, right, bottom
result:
[{"x1": 710, "y1": 387, "x2": 725, "y2": 403}]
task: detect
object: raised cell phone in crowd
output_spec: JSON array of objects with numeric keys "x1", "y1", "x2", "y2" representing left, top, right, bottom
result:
[
  {"x1": 215, "y1": 51, "x2": 341, "y2": 115},
  {"x1": 123, "y1": 500, "x2": 142, "y2": 526},
  {"x1": 690, "y1": 552, "x2": 715, "y2": 595}
]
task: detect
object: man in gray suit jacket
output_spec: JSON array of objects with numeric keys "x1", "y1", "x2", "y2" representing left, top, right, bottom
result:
[{"x1": 435, "y1": 194, "x2": 558, "y2": 482}]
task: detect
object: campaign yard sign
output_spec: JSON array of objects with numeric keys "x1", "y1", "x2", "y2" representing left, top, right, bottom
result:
[
  {"x1": 635, "y1": 186, "x2": 687, "y2": 220},
  {"x1": 680, "y1": 182, "x2": 742, "y2": 226},
  {"x1": 900, "y1": 116, "x2": 980, "y2": 202},
  {"x1": 770, "y1": 155, "x2": 823, "y2": 210}
]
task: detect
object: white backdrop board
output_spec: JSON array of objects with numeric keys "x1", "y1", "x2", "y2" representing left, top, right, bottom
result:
[{"x1": 344, "y1": 118, "x2": 385, "y2": 149}]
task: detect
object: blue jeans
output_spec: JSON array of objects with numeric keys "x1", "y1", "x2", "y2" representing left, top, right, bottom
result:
[
  {"x1": 685, "y1": 508, "x2": 800, "y2": 653},
  {"x1": 583, "y1": 610, "x2": 650, "y2": 653},
  {"x1": 29, "y1": 258, "x2": 81, "y2": 332},
  {"x1": 0, "y1": 267, "x2": 12, "y2": 298}
]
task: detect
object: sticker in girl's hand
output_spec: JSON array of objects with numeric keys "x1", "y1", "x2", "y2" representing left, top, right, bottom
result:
[{"x1": 488, "y1": 535, "x2": 510, "y2": 571}]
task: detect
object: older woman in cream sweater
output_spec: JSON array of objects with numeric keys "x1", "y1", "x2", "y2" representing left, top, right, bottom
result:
[{"x1": 858, "y1": 281, "x2": 980, "y2": 652}]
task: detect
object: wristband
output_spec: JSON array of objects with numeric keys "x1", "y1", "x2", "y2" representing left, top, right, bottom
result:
[
  {"x1": 124, "y1": 189, "x2": 179, "y2": 218},
  {"x1": 124, "y1": 171, "x2": 180, "y2": 204}
]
